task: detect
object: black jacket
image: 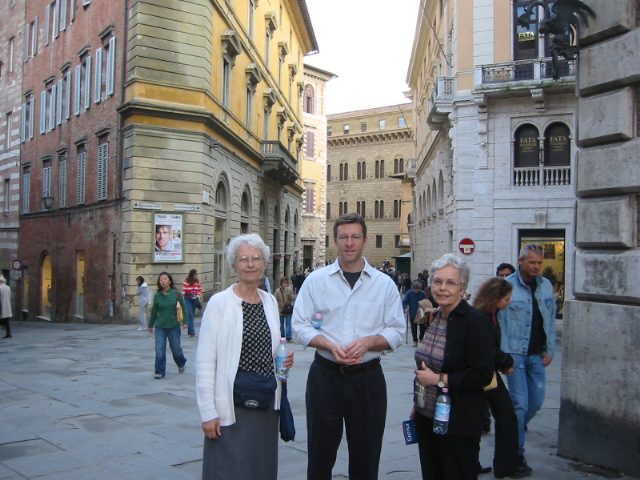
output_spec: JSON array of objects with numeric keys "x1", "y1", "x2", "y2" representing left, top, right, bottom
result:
[{"x1": 440, "y1": 300, "x2": 495, "y2": 437}]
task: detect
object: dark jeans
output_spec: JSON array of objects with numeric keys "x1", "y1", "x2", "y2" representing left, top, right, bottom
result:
[
  {"x1": 486, "y1": 373, "x2": 520, "y2": 477},
  {"x1": 306, "y1": 358, "x2": 387, "y2": 480},
  {"x1": 185, "y1": 297, "x2": 198, "y2": 335},
  {"x1": 410, "y1": 318, "x2": 426, "y2": 342},
  {"x1": 154, "y1": 326, "x2": 186, "y2": 376},
  {"x1": 415, "y1": 413, "x2": 481, "y2": 480}
]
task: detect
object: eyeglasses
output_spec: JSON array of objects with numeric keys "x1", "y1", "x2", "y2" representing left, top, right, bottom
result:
[
  {"x1": 431, "y1": 278, "x2": 461, "y2": 288},
  {"x1": 336, "y1": 234, "x2": 363, "y2": 242},
  {"x1": 237, "y1": 255, "x2": 265, "y2": 264}
]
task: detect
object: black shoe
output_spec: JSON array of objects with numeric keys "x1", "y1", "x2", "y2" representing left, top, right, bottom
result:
[
  {"x1": 2, "y1": 334, "x2": 11, "y2": 338},
  {"x1": 479, "y1": 465, "x2": 492, "y2": 474},
  {"x1": 514, "y1": 456, "x2": 532, "y2": 477}
]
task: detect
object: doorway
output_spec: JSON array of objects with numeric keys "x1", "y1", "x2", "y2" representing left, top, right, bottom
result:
[
  {"x1": 40, "y1": 254, "x2": 53, "y2": 320},
  {"x1": 518, "y1": 229, "x2": 565, "y2": 318}
]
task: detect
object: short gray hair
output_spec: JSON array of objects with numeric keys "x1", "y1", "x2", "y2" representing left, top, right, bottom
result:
[
  {"x1": 429, "y1": 253, "x2": 470, "y2": 289},
  {"x1": 518, "y1": 243, "x2": 543, "y2": 260},
  {"x1": 0, "y1": 274, "x2": 5, "y2": 284},
  {"x1": 411, "y1": 280, "x2": 423, "y2": 289},
  {"x1": 226, "y1": 233, "x2": 270, "y2": 268}
]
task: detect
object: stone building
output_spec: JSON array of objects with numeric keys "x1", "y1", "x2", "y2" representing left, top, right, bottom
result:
[
  {"x1": 300, "y1": 64, "x2": 335, "y2": 271},
  {"x1": 325, "y1": 104, "x2": 413, "y2": 269},
  {"x1": 0, "y1": 0, "x2": 26, "y2": 307},
  {"x1": 406, "y1": 0, "x2": 577, "y2": 299},
  {"x1": 560, "y1": 1, "x2": 640, "y2": 476},
  {"x1": 13, "y1": 0, "x2": 318, "y2": 323}
]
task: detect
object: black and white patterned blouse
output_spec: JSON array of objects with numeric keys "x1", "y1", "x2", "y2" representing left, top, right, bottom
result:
[{"x1": 238, "y1": 301, "x2": 274, "y2": 377}]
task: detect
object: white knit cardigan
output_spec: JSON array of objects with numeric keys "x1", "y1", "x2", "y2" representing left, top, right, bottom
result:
[{"x1": 195, "y1": 284, "x2": 282, "y2": 425}]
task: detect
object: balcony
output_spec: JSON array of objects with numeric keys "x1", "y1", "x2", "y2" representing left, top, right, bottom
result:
[
  {"x1": 428, "y1": 76, "x2": 455, "y2": 125},
  {"x1": 475, "y1": 58, "x2": 574, "y2": 88},
  {"x1": 261, "y1": 141, "x2": 299, "y2": 186},
  {"x1": 514, "y1": 165, "x2": 571, "y2": 187}
]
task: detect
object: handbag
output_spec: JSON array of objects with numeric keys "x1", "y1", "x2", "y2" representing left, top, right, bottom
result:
[
  {"x1": 175, "y1": 291, "x2": 184, "y2": 323},
  {"x1": 483, "y1": 371, "x2": 498, "y2": 391},
  {"x1": 233, "y1": 371, "x2": 277, "y2": 409},
  {"x1": 194, "y1": 297, "x2": 202, "y2": 310},
  {"x1": 278, "y1": 289, "x2": 294, "y2": 315},
  {"x1": 279, "y1": 381, "x2": 296, "y2": 441}
]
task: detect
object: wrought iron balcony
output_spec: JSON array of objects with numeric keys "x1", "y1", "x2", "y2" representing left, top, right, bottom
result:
[
  {"x1": 514, "y1": 165, "x2": 571, "y2": 187},
  {"x1": 260, "y1": 141, "x2": 299, "y2": 186}
]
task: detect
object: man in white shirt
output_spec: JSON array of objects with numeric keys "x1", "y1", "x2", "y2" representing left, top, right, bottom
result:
[{"x1": 292, "y1": 213, "x2": 405, "y2": 480}]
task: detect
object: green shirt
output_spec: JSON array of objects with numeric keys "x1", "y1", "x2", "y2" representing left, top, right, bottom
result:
[{"x1": 149, "y1": 288, "x2": 187, "y2": 329}]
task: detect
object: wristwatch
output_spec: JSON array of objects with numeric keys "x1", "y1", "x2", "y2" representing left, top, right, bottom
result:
[{"x1": 437, "y1": 373, "x2": 445, "y2": 388}]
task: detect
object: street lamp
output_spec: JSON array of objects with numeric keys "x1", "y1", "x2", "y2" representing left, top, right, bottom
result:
[{"x1": 43, "y1": 195, "x2": 55, "y2": 210}]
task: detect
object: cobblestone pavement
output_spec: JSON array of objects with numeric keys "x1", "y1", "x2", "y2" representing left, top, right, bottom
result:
[{"x1": 0, "y1": 319, "x2": 632, "y2": 479}]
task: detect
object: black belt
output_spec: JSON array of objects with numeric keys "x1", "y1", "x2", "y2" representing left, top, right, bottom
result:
[{"x1": 314, "y1": 352, "x2": 380, "y2": 374}]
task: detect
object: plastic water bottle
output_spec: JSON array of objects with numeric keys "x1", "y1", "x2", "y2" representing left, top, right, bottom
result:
[
  {"x1": 311, "y1": 313, "x2": 323, "y2": 329},
  {"x1": 275, "y1": 338, "x2": 290, "y2": 380},
  {"x1": 433, "y1": 387, "x2": 451, "y2": 435}
]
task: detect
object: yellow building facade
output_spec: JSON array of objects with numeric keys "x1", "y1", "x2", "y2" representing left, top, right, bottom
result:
[{"x1": 121, "y1": 0, "x2": 318, "y2": 313}]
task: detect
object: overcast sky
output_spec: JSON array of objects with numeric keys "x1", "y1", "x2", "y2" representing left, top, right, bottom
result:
[{"x1": 304, "y1": 0, "x2": 421, "y2": 114}]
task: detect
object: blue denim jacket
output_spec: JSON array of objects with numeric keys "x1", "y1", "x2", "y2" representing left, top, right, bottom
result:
[{"x1": 498, "y1": 269, "x2": 557, "y2": 358}]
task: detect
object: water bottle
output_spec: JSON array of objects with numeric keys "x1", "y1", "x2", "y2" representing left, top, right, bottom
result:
[
  {"x1": 433, "y1": 387, "x2": 450, "y2": 435},
  {"x1": 275, "y1": 337, "x2": 290, "y2": 380},
  {"x1": 311, "y1": 313, "x2": 323, "y2": 329}
]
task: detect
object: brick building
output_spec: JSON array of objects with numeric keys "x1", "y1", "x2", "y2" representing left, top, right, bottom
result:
[
  {"x1": 12, "y1": 0, "x2": 318, "y2": 323},
  {"x1": 0, "y1": 0, "x2": 26, "y2": 309}
]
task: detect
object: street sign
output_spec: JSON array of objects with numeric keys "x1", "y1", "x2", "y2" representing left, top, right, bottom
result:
[
  {"x1": 11, "y1": 259, "x2": 21, "y2": 270},
  {"x1": 458, "y1": 238, "x2": 475, "y2": 255}
]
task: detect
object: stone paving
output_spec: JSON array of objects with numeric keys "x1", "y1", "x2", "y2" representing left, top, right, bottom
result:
[{"x1": 0, "y1": 318, "x2": 632, "y2": 479}]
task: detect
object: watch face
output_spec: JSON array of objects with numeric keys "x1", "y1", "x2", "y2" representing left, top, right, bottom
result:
[{"x1": 437, "y1": 381, "x2": 445, "y2": 388}]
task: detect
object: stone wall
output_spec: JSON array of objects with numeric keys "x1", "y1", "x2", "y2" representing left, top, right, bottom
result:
[{"x1": 559, "y1": 0, "x2": 640, "y2": 476}]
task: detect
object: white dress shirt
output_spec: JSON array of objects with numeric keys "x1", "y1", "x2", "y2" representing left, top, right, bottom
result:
[{"x1": 292, "y1": 258, "x2": 405, "y2": 363}]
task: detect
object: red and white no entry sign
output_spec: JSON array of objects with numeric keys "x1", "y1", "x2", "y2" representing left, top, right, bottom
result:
[{"x1": 458, "y1": 238, "x2": 475, "y2": 255}]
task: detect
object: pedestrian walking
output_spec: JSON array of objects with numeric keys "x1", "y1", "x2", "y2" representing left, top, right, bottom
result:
[
  {"x1": 474, "y1": 277, "x2": 530, "y2": 478},
  {"x1": 182, "y1": 269, "x2": 202, "y2": 337},
  {"x1": 403, "y1": 280, "x2": 428, "y2": 346},
  {"x1": 0, "y1": 275, "x2": 13, "y2": 339},
  {"x1": 136, "y1": 276, "x2": 151, "y2": 331},
  {"x1": 148, "y1": 272, "x2": 188, "y2": 379},
  {"x1": 292, "y1": 213, "x2": 405, "y2": 480},
  {"x1": 498, "y1": 243, "x2": 556, "y2": 476}
]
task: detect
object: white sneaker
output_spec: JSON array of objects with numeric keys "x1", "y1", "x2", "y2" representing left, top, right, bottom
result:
[{"x1": 137, "y1": 327, "x2": 145, "y2": 331}]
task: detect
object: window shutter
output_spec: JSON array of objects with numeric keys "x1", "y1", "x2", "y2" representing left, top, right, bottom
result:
[
  {"x1": 56, "y1": 79, "x2": 63, "y2": 125},
  {"x1": 40, "y1": 91, "x2": 47, "y2": 134},
  {"x1": 98, "y1": 142, "x2": 108, "y2": 200},
  {"x1": 74, "y1": 64, "x2": 81, "y2": 115},
  {"x1": 106, "y1": 37, "x2": 115, "y2": 96},
  {"x1": 84, "y1": 55, "x2": 91, "y2": 110},
  {"x1": 64, "y1": 70, "x2": 71, "y2": 120},
  {"x1": 94, "y1": 47, "x2": 102, "y2": 103}
]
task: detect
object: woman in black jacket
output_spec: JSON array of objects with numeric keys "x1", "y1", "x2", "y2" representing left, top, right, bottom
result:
[
  {"x1": 411, "y1": 254, "x2": 494, "y2": 480},
  {"x1": 474, "y1": 277, "x2": 531, "y2": 479}
]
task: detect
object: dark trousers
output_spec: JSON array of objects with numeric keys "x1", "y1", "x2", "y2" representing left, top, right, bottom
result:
[
  {"x1": 306, "y1": 359, "x2": 387, "y2": 480},
  {"x1": 1, "y1": 317, "x2": 11, "y2": 336},
  {"x1": 410, "y1": 318, "x2": 426, "y2": 342},
  {"x1": 486, "y1": 373, "x2": 520, "y2": 477},
  {"x1": 415, "y1": 413, "x2": 480, "y2": 480}
]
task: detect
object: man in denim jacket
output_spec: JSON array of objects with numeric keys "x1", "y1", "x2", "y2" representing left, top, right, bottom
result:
[{"x1": 498, "y1": 243, "x2": 556, "y2": 477}]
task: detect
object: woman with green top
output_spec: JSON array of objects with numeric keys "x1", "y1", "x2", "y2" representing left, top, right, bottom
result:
[{"x1": 148, "y1": 271, "x2": 188, "y2": 379}]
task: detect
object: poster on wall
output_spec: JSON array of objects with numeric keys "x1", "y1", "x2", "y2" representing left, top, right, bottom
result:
[{"x1": 153, "y1": 213, "x2": 183, "y2": 263}]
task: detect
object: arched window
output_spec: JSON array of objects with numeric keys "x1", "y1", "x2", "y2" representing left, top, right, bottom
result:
[
  {"x1": 393, "y1": 199, "x2": 401, "y2": 218},
  {"x1": 344, "y1": 163, "x2": 349, "y2": 181},
  {"x1": 357, "y1": 162, "x2": 362, "y2": 180},
  {"x1": 431, "y1": 180, "x2": 437, "y2": 217},
  {"x1": 438, "y1": 171, "x2": 445, "y2": 213},
  {"x1": 514, "y1": 124, "x2": 540, "y2": 168},
  {"x1": 394, "y1": 157, "x2": 404, "y2": 174},
  {"x1": 303, "y1": 84, "x2": 315, "y2": 114},
  {"x1": 326, "y1": 202, "x2": 331, "y2": 219},
  {"x1": 339, "y1": 164, "x2": 344, "y2": 181},
  {"x1": 379, "y1": 159, "x2": 384, "y2": 178},
  {"x1": 374, "y1": 200, "x2": 384, "y2": 218},
  {"x1": 544, "y1": 123, "x2": 570, "y2": 166}
]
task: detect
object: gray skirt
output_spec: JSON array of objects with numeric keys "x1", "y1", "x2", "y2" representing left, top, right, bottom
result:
[{"x1": 202, "y1": 404, "x2": 279, "y2": 480}]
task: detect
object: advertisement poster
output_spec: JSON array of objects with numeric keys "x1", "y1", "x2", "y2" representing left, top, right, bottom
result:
[{"x1": 153, "y1": 213, "x2": 183, "y2": 263}]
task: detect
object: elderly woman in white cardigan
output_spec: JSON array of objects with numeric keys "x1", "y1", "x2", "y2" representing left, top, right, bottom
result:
[{"x1": 195, "y1": 233, "x2": 294, "y2": 480}]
